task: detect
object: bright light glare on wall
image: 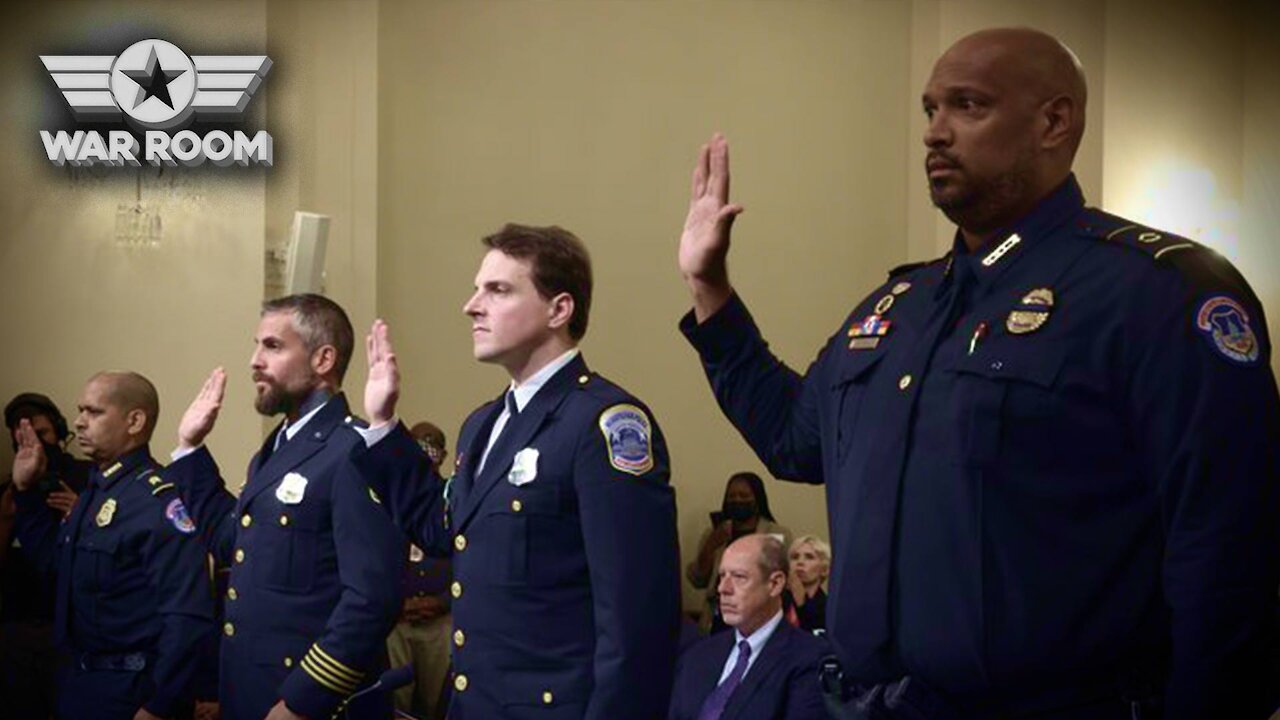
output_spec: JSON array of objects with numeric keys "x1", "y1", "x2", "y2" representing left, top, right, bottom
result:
[{"x1": 1127, "y1": 158, "x2": 1239, "y2": 260}]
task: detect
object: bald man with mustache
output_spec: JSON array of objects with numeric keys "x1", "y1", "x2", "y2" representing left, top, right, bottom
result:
[{"x1": 678, "y1": 28, "x2": 1279, "y2": 719}]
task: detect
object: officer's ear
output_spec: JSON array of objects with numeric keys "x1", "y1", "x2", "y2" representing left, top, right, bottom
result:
[
  {"x1": 124, "y1": 408, "x2": 148, "y2": 438},
  {"x1": 310, "y1": 344, "x2": 338, "y2": 378},
  {"x1": 1039, "y1": 94, "x2": 1078, "y2": 151},
  {"x1": 546, "y1": 291, "x2": 575, "y2": 333}
]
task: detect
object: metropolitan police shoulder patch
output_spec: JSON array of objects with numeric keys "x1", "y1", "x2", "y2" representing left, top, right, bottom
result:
[
  {"x1": 598, "y1": 403, "x2": 654, "y2": 476},
  {"x1": 165, "y1": 498, "x2": 196, "y2": 534},
  {"x1": 1195, "y1": 295, "x2": 1260, "y2": 366}
]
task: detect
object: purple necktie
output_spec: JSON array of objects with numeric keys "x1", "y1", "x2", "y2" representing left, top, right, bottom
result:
[{"x1": 697, "y1": 639, "x2": 752, "y2": 720}]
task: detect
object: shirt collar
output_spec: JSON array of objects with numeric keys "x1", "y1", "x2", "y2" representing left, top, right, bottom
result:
[
  {"x1": 508, "y1": 348, "x2": 580, "y2": 413},
  {"x1": 282, "y1": 389, "x2": 333, "y2": 441},
  {"x1": 735, "y1": 608, "x2": 785, "y2": 660},
  {"x1": 951, "y1": 174, "x2": 1086, "y2": 290}
]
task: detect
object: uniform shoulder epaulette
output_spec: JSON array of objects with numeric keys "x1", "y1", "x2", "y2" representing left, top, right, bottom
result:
[
  {"x1": 139, "y1": 468, "x2": 175, "y2": 496},
  {"x1": 1077, "y1": 208, "x2": 1203, "y2": 261}
]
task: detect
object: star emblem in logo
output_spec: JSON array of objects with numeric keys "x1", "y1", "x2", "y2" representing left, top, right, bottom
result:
[
  {"x1": 121, "y1": 46, "x2": 186, "y2": 111},
  {"x1": 108, "y1": 39, "x2": 197, "y2": 130}
]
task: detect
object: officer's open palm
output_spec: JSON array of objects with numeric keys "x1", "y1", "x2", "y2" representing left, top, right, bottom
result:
[
  {"x1": 178, "y1": 368, "x2": 226, "y2": 451},
  {"x1": 679, "y1": 133, "x2": 743, "y2": 290},
  {"x1": 11, "y1": 419, "x2": 47, "y2": 491},
  {"x1": 364, "y1": 319, "x2": 400, "y2": 427}
]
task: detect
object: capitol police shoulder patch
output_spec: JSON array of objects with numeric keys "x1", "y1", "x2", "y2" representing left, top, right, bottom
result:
[
  {"x1": 599, "y1": 403, "x2": 654, "y2": 476},
  {"x1": 1195, "y1": 295, "x2": 1260, "y2": 366},
  {"x1": 165, "y1": 497, "x2": 197, "y2": 534}
]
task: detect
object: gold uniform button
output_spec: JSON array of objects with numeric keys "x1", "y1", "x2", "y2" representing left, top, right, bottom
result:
[
  {"x1": 234, "y1": 549, "x2": 245, "y2": 563},
  {"x1": 283, "y1": 657, "x2": 293, "y2": 668},
  {"x1": 227, "y1": 587, "x2": 238, "y2": 601},
  {"x1": 511, "y1": 499, "x2": 523, "y2": 512},
  {"x1": 577, "y1": 374, "x2": 589, "y2": 385},
  {"x1": 454, "y1": 534, "x2": 467, "y2": 551},
  {"x1": 453, "y1": 629, "x2": 465, "y2": 647},
  {"x1": 240, "y1": 514, "x2": 252, "y2": 528},
  {"x1": 454, "y1": 674, "x2": 468, "y2": 692},
  {"x1": 279, "y1": 515, "x2": 290, "y2": 526},
  {"x1": 223, "y1": 622, "x2": 235, "y2": 636},
  {"x1": 451, "y1": 581, "x2": 462, "y2": 599},
  {"x1": 898, "y1": 374, "x2": 912, "y2": 391},
  {"x1": 543, "y1": 691, "x2": 553, "y2": 704}
]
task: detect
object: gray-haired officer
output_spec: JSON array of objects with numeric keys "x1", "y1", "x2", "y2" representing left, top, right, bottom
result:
[
  {"x1": 11, "y1": 372, "x2": 215, "y2": 720},
  {"x1": 677, "y1": 28, "x2": 1279, "y2": 720}
]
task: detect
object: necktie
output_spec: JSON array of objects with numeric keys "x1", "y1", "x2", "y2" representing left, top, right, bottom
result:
[
  {"x1": 697, "y1": 639, "x2": 752, "y2": 720},
  {"x1": 273, "y1": 423, "x2": 289, "y2": 452},
  {"x1": 476, "y1": 390, "x2": 521, "y2": 477}
]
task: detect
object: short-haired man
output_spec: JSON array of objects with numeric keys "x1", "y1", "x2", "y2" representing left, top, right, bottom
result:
[
  {"x1": 669, "y1": 534, "x2": 826, "y2": 720},
  {"x1": 10, "y1": 372, "x2": 215, "y2": 720},
  {"x1": 677, "y1": 27, "x2": 1279, "y2": 718},
  {"x1": 173, "y1": 294, "x2": 403, "y2": 720},
  {"x1": 362, "y1": 223, "x2": 683, "y2": 718}
]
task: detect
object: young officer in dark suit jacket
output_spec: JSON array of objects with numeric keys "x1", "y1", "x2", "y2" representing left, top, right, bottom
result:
[
  {"x1": 171, "y1": 295, "x2": 403, "y2": 720},
  {"x1": 358, "y1": 223, "x2": 683, "y2": 719},
  {"x1": 669, "y1": 534, "x2": 826, "y2": 720}
]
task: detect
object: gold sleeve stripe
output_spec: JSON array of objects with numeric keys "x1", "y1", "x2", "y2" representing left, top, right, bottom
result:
[
  {"x1": 150, "y1": 483, "x2": 175, "y2": 495},
  {"x1": 307, "y1": 645, "x2": 364, "y2": 682},
  {"x1": 300, "y1": 655, "x2": 357, "y2": 694}
]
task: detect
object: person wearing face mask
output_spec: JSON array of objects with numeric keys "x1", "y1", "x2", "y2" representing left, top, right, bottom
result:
[
  {"x1": 687, "y1": 472, "x2": 790, "y2": 634},
  {"x1": 0, "y1": 393, "x2": 92, "y2": 720}
]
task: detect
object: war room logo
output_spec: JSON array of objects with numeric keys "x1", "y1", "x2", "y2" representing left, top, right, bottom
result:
[{"x1": 40, "y1": 38, "x2": 273, "y2": 167}]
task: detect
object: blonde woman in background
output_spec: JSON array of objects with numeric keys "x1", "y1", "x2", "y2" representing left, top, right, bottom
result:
[{"x1": 785, "y1": 535, "x2": 830, "y2": 633}]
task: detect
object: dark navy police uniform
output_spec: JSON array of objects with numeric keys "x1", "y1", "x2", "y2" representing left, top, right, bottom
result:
[
  {"x1": 13, "y1": 445, "x2": 216, "y2": 719},
  {"x1": 681, "y1": 176, "x2": 1280, "y2": 719},
  {"x1": 363, "y1": 353, "x2": 683, "y2": 719},
  {"x1": 167, "y1": 393, "x2": 403, "y2": 720}
]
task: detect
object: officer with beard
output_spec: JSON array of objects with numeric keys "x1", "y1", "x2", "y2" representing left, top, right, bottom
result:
[{"x1": 170, "y1": 294, "x2": 402, "y2": 720}]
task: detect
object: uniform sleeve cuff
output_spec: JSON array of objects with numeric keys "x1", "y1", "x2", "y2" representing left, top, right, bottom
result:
[
  {"x1": 679, "y1": 292, "x2": 761, "y2": 363},
  {"x1": 279, "y1": 643, "x2": 367, "y2": 719},
  {"x1": 354, "y1": 419, "x2": 397, "y2": 448}
]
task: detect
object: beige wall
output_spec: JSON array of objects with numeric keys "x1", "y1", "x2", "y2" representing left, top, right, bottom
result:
[{"x1": 0, "y1": 0, "x2": 269, "y2": 478}]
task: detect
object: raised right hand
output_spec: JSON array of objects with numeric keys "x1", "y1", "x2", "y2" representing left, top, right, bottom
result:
[
  {"x1": 679, "y1": 133, "x2": 743, "y2": 322},
  {"x1": 708, "y1": 519, "x2": 735, "y2": 550},
  {"x1": 178, "y1": 368, "x2": 227, "y2": 452},
  {"x1": 11, "y1": 419, "x2": 47, "y2": 492}
]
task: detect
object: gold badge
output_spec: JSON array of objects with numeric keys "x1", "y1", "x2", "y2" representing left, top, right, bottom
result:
[
  {"x1": 1007, "y1": 287, "x2": 1054, "y2": 335},
  {"x1": 874, "y1": 295, "x2": 895, "y2": 315},
  {"x1": 1007, "y1": 311, "x2": 1049, "y2": 334},
  {"x1": 95, "y1": 498, "x2": 117, "y2": 527},
  {"x1": 892, "y1": 282, "x2": 912, "y2": 295},
  {"x1": 1021, "y1": 288, "x2": 1054, "y2": 307}
]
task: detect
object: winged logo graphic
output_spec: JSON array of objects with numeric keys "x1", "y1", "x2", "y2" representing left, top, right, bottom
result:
[{"x1": 42, "y1": 39, "x2": 271, "y2": 131}]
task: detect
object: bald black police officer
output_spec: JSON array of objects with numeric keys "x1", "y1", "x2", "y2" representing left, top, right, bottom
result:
[{"x1": 678, "y1": 28, "x2": 1279, "y2": 720}]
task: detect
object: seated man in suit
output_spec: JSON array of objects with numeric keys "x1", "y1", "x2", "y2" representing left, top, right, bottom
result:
[{"x1": 670, "y1": 534, "x2": 827, "y2": 720}]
